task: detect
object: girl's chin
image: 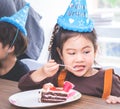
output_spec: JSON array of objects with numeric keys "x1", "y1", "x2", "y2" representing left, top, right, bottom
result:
[
  {"x1": 72, "y1": 71, "x2": 85, "y2": 77},
  {"x1": 67, "y1": 69, "x2": 85, "y2": 76}
]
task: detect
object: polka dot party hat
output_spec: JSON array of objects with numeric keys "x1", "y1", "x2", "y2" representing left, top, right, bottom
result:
[{"x1": 57, "y1": 0, "x2": 94, "y2": 32}]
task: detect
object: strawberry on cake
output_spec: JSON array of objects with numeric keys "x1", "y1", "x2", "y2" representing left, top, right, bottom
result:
[{"x1": 39, "y1": 81, "x2": 75, "y2": 103}]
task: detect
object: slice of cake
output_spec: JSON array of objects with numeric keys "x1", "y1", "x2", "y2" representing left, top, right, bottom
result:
[
  {"x1": 39, "y1": 81, "x2": 74, "y2": 103},
  {"x1": 40, "y1": 87, "x2": 68, "y2": 103}
]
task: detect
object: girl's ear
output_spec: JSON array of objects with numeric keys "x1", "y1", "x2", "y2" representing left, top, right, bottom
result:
[
  {"x1": 95, "y1": 45, "x2": 98, "y2": 54},
  {"x1": 94, "y1": 45, "x2": 98, "y2": 58},
  {"x1": 56, "y1": 47, "x2": 63, "y2": 60}
]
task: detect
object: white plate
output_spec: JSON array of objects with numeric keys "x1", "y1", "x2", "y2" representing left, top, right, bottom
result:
[{"x1": 9, "y1": 89, "x2": 81, "y2": 108}]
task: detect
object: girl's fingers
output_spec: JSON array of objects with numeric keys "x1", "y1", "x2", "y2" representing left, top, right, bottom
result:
[
  {"x1": 106, "y1": 95, "x2": 120, "y2": 104},
  {"x1": 44, "y1": 63, "x2": 59, "y2": 77}
]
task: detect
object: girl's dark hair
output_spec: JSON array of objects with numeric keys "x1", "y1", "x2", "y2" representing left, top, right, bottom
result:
[
  {"x1": 0, "y1": 22, "x2": 28, "y2": 57},
  {"x1": 49, "y1": 24, "x2": 97, "y2": 64}
]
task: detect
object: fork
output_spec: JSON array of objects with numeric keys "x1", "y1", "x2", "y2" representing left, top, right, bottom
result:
[{"x1": 59, "y1": 64, "x2": 76, "y2": 71}]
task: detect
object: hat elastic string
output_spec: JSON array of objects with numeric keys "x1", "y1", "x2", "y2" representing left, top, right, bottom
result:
[{"x1": 9, "y1": 29, "x2": 19, "y2": 48}]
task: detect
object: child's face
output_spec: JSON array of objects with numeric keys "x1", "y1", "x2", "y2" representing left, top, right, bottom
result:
[
  {"x1": 0, "y1": 42, "x2": 9, "y2": 60},
  {"x1": 60, "y1": 35, "x2": 96, "y2": 77}
]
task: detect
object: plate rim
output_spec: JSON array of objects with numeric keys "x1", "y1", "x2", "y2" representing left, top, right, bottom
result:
[{"x1": 9, "y1": 89, "x2": 82, "y2": 108}]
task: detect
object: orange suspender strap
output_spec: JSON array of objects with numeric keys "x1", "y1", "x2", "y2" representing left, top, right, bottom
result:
[
  {"x1": 102, "y1": 69, "x2": 113, "y2": 99},
  {"x1": 58, "y1": 70, "x2": 67, "y2": 87}
]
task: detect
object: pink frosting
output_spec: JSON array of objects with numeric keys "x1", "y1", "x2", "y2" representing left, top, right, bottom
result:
[{"x1": 63, "y1": 81, "x2": 74, "y2": 92}]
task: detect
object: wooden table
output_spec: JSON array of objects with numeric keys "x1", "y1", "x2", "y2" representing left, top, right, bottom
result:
[{"x1": 0, "y1": 78, "x2": 120, "y2": 109}]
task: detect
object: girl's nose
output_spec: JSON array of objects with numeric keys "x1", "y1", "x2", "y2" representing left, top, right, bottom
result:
[{"x1": 75, "y1": 53, "x2": 85, "y2": 62}]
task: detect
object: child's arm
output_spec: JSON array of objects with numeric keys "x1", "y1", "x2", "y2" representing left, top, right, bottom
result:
[
  {"x1": 18, "y1": 59, "x2": 59, "y2": 91},
  {"x1": 106, "y1": 95, "x2": 120, "y2": 104}
]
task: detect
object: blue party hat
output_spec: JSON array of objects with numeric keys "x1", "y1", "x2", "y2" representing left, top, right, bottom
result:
[
  {"x1": 57, "y1": 0, "x2": 94, "y2": 32},
  {"x1": 0, "y1": 3, "x2": 30, "y2": 36}
]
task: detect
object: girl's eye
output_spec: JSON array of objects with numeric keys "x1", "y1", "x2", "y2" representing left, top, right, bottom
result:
[
  {"x1": 83, "y1": 50, "x2": 90, "y2": 54},
  {"x1": 68, "y1": 52, "x2": 75, "y2": 55}
]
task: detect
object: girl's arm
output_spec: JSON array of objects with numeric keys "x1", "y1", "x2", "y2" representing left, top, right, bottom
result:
[{"x1": 18, "y1": 60, "x2": 59, "y2": 91}]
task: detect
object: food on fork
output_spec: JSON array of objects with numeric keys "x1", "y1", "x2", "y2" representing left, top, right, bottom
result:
[{"x1": 39, "y1": 81, "x2": 75, "y2": 103}]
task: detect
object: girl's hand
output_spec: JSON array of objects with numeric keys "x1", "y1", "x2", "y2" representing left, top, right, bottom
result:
[
  {"x1": 106, "y1": 95, "x2": 120, "y2": 104},
  {"x1": 42, "y1": 59, "x2": 59, "y2": 77},
  {"x1": 30, "y1": 60, "x2": 59, "y2": 82}
]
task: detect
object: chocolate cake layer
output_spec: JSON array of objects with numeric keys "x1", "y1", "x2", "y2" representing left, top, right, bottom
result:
[{"x1": 40, "y1": 90, "x2": 68, "y2": 103}]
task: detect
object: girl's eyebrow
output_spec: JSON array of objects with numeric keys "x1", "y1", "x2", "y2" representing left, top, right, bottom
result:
[
  {"x1": 66, "y1": 46, "x2": 91, "y2": 51},
  {"x1": 82, "y1": 46, "x2": 91, "y2": 50},
  {"x1": 66, "y1": 48, "x2": 76, "y2": 51}
]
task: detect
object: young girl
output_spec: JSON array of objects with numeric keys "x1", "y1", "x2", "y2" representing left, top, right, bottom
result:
[
  {"x1": 18, "y1": 0, "x2": 120, "y2": 104},
  {"x1": 0, "y1": 4, "x2": 30, "y2": 81}
]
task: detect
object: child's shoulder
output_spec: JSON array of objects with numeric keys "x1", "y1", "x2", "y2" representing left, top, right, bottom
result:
[
  {"x1": 96, "y1": 67, "x2": 120, "y2": 80},
  {"x1": 93, "y1": 67, "x2": 113, "y2": 78}
]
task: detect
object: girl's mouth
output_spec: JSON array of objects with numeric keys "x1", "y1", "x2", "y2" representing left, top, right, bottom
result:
[{"x1": 73, "y1": 65, "x2": 85, "y2": 71}]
